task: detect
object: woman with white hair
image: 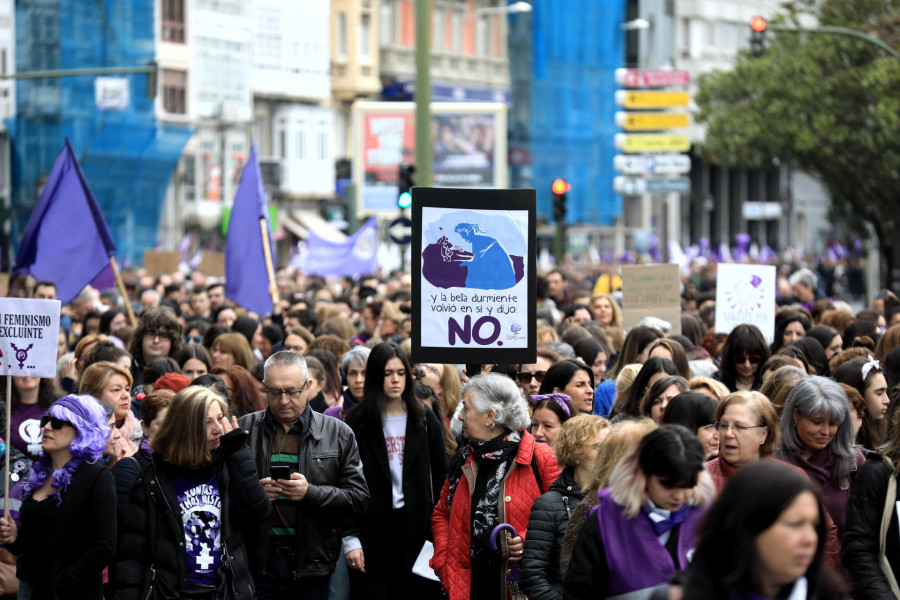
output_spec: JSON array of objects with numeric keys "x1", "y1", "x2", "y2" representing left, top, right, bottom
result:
[
  {"x1": 776, "y1": 376, "x2": 865, "y2": 537},
  {"x1": 431, "y1": 373, "x2": 561, "y2": 600},
  {"x1": 325, "y1": 345, "x2": 371, "y2": 420}
]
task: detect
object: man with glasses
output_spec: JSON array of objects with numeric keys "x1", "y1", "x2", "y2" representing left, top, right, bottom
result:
[{"x1": 239, "y1": 351, "x2": 369, "y2": 600}]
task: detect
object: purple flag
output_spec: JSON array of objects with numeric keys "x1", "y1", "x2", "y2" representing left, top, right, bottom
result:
[
  {"x1": 13, "y1": 139, "x2": 117, "y2": 306},
  {"x1": 303, "y1": 218, "x2": 378, "y2": 278},
  {"x1": 225, "y1": 141, "x2": 274, "y2": 316}
]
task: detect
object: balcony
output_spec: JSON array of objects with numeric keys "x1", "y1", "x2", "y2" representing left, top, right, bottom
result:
[{"x1": 380, "y1": 45, "x2": 510, "y2": 89}]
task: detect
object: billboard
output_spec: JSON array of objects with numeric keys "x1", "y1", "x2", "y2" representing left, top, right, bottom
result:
[{"x1": 352, "y1": 102, "x2": 507, "y2": 215}]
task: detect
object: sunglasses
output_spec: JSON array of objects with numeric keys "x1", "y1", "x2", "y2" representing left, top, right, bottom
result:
[
  {"x1": 40, "y1": 415, "x2": 73, "y2": 430},
  {"x1": 516, "y1": 371, "x2": 547, "y2": 384},
  {"x1": 185, "y1": 336, "x2": 203, "y2": 343},
  {"x1": 733, "y1": 355, "x2": 762, "y2": 365}
]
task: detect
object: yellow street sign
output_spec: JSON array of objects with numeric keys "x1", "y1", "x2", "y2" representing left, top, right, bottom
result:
[
  {"x1": 615, "y1": 111, "x2": 690, "y2": 131},
  {"x1": 615, "y1": 90, "x2": 690, "y2": 109},
  {"x1": 614, "y1": 133, "x2": 691, "y2": 153}
]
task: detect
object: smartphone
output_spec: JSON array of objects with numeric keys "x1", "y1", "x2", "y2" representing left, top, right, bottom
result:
[{"x1": 270, "y1": 466, "x2": 291, "y2": 481}]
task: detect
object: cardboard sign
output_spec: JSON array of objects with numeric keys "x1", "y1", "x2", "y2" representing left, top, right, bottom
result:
[
  {"x1": 0, "y1": 298, "x2": 62, "y2": 378},
  {"x1": 200, "y1": 251, "x2": 226, "y2": 278},
  {"x1": 143, "y1": 250, "x2": 180, "y2": 277},
  {"x1": 411, "y1": 187, "x2": 536, "y2": 364},
  {"x1": 622, "y1": 264, "x2": 682, "y2": 334},
  {"x1": 715, "y1": 264, "x2": 777, "y2": 344}
]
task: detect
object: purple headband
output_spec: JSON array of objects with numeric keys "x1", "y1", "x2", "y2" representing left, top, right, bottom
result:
[{"x1": 530, "y1": 393, "x2": 572, "y2": 417}]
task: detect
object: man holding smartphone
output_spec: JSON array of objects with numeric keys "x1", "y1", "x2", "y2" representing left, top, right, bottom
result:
[{"x1": 239, "y1": 351, "x2": 369, "y2": 600}]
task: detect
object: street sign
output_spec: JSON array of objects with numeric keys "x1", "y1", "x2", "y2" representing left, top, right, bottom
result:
[
  {"x1": 389, "y1": 216, "x2": 412, "y2": 245},
  {"x1": 615, "y1": 90, "x2": 690, "y2": 109},
  {"x1": 614, "y1": 176, "x2": 692, "y2": 195},
  {"x1": 615, "y1": 111, "x2": 690, "y2": 131},
  {"x1": 614, "y1": 134, "x2": 691, "y2": 153},
  {"x1": 615, "y1": 68, "x2": 691, "y2": 88},
  {"x1": 614, "y1": 154, "x2": 692, "y2": 175}
]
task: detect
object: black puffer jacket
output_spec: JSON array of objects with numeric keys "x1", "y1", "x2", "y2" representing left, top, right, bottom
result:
[
  {"x1": 114, "y1": 430, "x2": 271, "y2": 600},
  {"x1": 842, "y1": 453, "x2": 900, "y2": 599},
  {"x1": 520, "y1": 467, "x2": 584, "y2": 600}
]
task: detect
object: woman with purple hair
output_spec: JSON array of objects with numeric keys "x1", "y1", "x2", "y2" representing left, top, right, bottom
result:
[{"x1": 0, "y1": 394, "x2": 117, "y2": 600}]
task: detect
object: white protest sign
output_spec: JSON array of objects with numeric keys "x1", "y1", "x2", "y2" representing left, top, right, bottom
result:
[
  {"x1": 0, "y1": 298, "x2": 62, "y2": 378},
  {"x1": 715, "y1": 264, "x2": 777, "y2": 344}
]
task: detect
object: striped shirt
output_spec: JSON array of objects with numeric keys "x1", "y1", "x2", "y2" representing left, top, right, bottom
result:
[{"x1": 267, "y1": 407, "x2": 310, "y2": 546}]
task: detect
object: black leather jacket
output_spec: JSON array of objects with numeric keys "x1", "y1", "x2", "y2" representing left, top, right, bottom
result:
[{"x1": 238, "y1": 407, "x2": 370, "y2": 578}]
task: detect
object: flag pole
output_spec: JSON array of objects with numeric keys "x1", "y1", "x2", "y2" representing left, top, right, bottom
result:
[
  {"x1": 259, "y1": 218, "x2": 280, "y2": 311},
  {"x1": 109, "y1": 256, "x2": 138, "y2": 328},
  {"x1": 4, "y1": 376, "x2": 11, "y2": 518}
]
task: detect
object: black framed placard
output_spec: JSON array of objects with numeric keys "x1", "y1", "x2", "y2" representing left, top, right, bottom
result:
[{"x1": 411, "y1": 187, "x2": 537, "y2": 365}]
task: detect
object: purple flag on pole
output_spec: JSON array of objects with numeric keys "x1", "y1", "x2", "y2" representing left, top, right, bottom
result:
[
  {"x1": 225, "y1": 141, "x2": 274, "y2": 316},
  {"x1": 13, "y1": 139, "x2": 117, "y2": 306},
  {"x1": 303, "y1": 218, "x2": 378, "y2": 278}
]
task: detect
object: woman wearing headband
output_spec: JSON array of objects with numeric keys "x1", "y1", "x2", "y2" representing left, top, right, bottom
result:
[
  {"x1": 530, "y1": 393, "x2": 574, "y2": 446},
  {"x1": 0, "y1": 395, "x2": 116, "y2": 600},
  {"x1": 834, "y1": 356, "x2": 890, "y2": 451}
]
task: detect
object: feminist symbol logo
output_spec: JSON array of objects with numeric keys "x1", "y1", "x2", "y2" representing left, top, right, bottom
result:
[{"x1": 10, "y1": 343, "x2": 32, "y2": 369}]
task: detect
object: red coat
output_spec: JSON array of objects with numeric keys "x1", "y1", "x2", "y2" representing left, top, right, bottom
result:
[{"x1": 431, "y1": 430, "x2": 561, "y2": 600}]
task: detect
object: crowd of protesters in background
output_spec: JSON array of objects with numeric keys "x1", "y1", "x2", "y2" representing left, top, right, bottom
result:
[{"x1": 0, "y1": 248, "x2": 897, "y2": 599}]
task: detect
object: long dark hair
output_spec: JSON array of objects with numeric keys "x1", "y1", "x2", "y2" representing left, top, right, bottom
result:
[
  {"x1": 348, "y1": 342, "x2": 423, "y2": 429},
  {"x1": 718, "y1": 324, "x2": 770, "y2": 392},
  {"x1": 685, "y1": 461, "x2": 833, "y2": 598},
  {"x1": 605, "y1": 326, "x2": 663, "y2": 381},
  {"x1": 771, "y1": 312, "x2": 811, "y2": 353},
  {"x1": 538, "y1": 359, "x2": 594, "y2": 395},
  {"x1": 660, "y1": 392, "x2": 716, "y2": 432},
  {"x1": 612, "y1": 356, "x2": 679, "y2": 419}
]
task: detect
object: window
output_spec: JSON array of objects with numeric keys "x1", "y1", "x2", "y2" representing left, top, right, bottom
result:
[
  {"x1": 162, "y1": 69, "x2": 187, "y2": 114},
  {"x1": 475, "y1": 15, "x2": 488, "y2": 56},
  {"x1": 359, "y1": 13, "x2": 371, "y2": 59},
  {"x1": 162, "y1": 0, "x2": 185, "y2": 43},
  {"x1": 451, "y1": 10, "x2": 462, "y2": 53},
  {"x1": 337, "y1": 12, "x2": 347, "y2": 59},
  {"x1": 296, "y1": 130, "x2": 305, "y2": 159},
  {"x1": 380, "y1": 0, "x2": 395, "y2": 45},
  {"x1": 433, "y1": 7, "x2": 444, "y2": 51}
]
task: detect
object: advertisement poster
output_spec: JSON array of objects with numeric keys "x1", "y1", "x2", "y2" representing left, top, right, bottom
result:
[
  {"x1": 0, "y1": 298, "x2": 62, "y2": 378},
  {"x1": 715, "y1": 263, "x2": 777, "y2": 344},
  {"x1": 411, "y1": 187, "x2": 535, "y2": 364},
  {"x1": 353, "y1": 102, "x2": 507, "y2": 215},
  {"x1": 621, "y1": 265, "x2": 682, "y2": 334}
]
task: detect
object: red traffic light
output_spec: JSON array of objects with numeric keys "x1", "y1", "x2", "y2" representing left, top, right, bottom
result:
[
  {"x1": 750, "y1": 16, "x2": 767, "y2": 32},
  {"x1": 551, "y1": 179, "x2": 571, "y2": 195}
]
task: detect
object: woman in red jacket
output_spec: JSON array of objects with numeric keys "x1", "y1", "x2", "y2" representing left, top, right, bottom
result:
[{"x1": 431, "y1": 373, "x2": 560, "y2": 600}]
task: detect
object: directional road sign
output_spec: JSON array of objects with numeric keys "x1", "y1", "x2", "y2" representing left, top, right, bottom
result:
[
  {"x1": 614, "y1": 133, "x2": 691, "y2": 153},
  {"x1": 389, "y1": 216, "x2": 412, "y2": 245},
  {"x1": 613, "y1": 154, "x2": 692, "y2": 175},
  {"x1": 615, "y1": 68, "x2": 691, "y2": 88},
  {"x1": 615, "y1": 90, "x2": 690, "y2": 109},
  {"x1": 615, "y1": 111, "x2": 690, "y2": 131},
  {"x1": 614, "y1": 176, "x2": 692, "y2": 195}
]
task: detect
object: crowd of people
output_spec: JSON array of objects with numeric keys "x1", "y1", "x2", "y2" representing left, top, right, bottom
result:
[{"x1": 0, "y1": 261, "x2": 897, "y2": 600}]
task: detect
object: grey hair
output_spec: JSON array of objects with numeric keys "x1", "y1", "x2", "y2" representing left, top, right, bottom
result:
[
  {"x1": 777, "y1": 376, "x2": 857, "y2": 487},
  {"x1": 547, "y1": 341, "x2": 576, "y2": 360},
  {"x1": 461, "y1": 373, "x2": 531, "y2": 432},
  {"x1": 788, "y1": 268, "x2": 817, "y2": 289},
  {"x1": 340, "y1": 346, "x2": 371, "y2": 373},
  {"x1": 264, "y1": 350, "x2": 308, "y2": 382}
]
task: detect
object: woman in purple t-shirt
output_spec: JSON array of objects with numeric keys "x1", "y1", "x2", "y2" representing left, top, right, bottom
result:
[{"x1": 1, "y1": 376, "x2": 57, "y2": 461}]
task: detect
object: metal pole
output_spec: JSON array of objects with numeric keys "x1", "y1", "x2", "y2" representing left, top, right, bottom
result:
[{"x1": 415, "y1": 0, "x2": 433, "y2": 188}]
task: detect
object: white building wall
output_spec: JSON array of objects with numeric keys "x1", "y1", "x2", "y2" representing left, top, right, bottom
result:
[{"x1": 273, "y1": 104, "x2": 334, "y2": 196}]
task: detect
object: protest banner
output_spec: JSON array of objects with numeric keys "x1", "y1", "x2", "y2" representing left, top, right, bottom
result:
[
  {"x1": 622, "y1": 264, "x2": 682, "y2": 334},
  {"x1": 715, "y1": 263, "x2": 777, "y2": 344},
  {"x1": 411, "y1": 187, "x2": 536, "y2": 364},
  {"x1": 0, "y1": 297, "x2": 61, "y2": 516}
]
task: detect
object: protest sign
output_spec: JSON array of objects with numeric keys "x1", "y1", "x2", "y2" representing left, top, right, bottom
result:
[
  {"x1": 622, "y1": 264, "x2": 682, "y2": 334},
  {"x1": 715, "y1": 263, "x2": 777, "y2": 344},
  {"x1": 411, "y1": 187, "x2": 536, "y2": 364},
  {"x1": 0, "y1": 298, "x2": 61, "y2": 378},
  {"x1": 200, "y1": 251, "x2": 226, "y2": 278},
  {"x1": 144, "y1": 250, "x2": 180, "y2": 277}
]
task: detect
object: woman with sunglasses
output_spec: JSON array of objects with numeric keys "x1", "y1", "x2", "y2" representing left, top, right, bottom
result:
[
  {"x1": 516, "y1": 350, "x2": 557, "y2": 397},
  {"x1": 717, "y1": 324, "x2": 771, "y2": 392},
  {"x1": 521, "y1": 414, "x2": 609, "y2": 600},
  {"x1": 0, "y1": 395, "x2": 117, "y2": 600},
  {"x1": 344, "y1": 342, "x2": 448, "y2": 598},
  {"x1": 115, "y1": 386, "x2": 271, "y2": 600},
  {"x1": 539, "y1": 360, "x2": 595, "y2": 415}
]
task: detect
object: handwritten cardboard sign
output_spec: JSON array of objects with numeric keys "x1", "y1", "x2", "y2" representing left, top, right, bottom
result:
[{"x1": 622, "y1": 264, "x2": 682, "y2": 334}]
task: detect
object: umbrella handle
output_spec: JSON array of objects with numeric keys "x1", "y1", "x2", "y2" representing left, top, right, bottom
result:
[{"x1": 489, "y1": 523, "x2": 519, "y2": 552}]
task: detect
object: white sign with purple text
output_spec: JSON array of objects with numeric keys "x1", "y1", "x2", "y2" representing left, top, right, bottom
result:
[
  {"x1": 715, "y1": 264, "x2": 777, "y2": 344},
  {"x1": 0, "y1": 298, "x2": 61, "y2": 378}
]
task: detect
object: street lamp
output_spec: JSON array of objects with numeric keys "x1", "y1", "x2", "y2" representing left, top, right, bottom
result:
[{"x1": 621, "y1": 18, "x2": 651, "y2": 31}]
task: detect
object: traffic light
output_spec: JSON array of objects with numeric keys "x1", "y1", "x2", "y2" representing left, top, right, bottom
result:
[
  {"x1": 551, "y1": 178, "x2": 570, "y2": 222},
  {"x1": 750, "y1": 16, "x2": 767, "y2": 57},
  {"x1": 397, "y1": 163, "x2": 415, "y2": 209}
]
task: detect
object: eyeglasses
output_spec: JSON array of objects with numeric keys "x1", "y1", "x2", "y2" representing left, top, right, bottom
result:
[
  {"x1": 185, "y1": 336, "x2": 203, "y2": 343},
  {"x1": 40, "y1": 415, "x2": 73, "y2": 430},
  {"x1": 733, "y1": 355, "x2": 762, "y2": 365},
  {"x1": 516, "y1": 371, "x2": 547, "y2": 384},
  {"x1": 145, "y1": 330, "x2": 168, "y2": 341},
  {"x1": 265, "y1": 381, "x2": 308, "y2": 400},
  {"x1": 716, "y1": 421, "x2": 765, "y2": 434}
]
